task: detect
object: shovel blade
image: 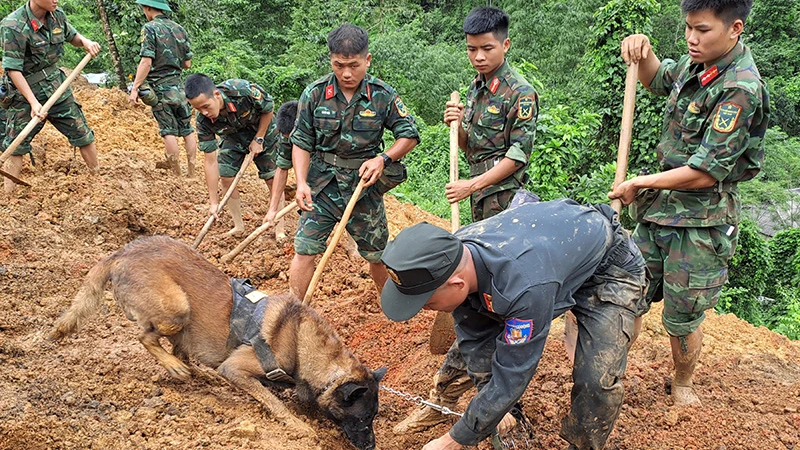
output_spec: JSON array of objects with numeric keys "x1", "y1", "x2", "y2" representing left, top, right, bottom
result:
[{"x1": 429, "y1": 311, "x2": 457, "y2": 355}]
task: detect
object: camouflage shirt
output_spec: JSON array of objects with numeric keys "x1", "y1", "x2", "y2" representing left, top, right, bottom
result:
[
  {"x1": 195, "y1": 79, "x2": 278, "y2": 153},
  {"x1": 276, "y1": 134, "x2": 293, "y2": 170},
  {"x1": 139, "y1": 15, "x2": 191, "y2": 85},
  {"x1": 462, "y1": 59, "x2": 538, "y2": 199},
  {"x1": 642, "y1": 41, "x2": 770, "y2": 227},
  {"x1": 291, "y1": 73, "x2": 419, "y2": 195},
  {"x1": 1, "y1": 4, "x2": 76, "y2": 99}
]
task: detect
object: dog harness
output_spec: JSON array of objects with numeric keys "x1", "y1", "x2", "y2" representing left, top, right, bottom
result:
[{"x1": 227, "y1": 278, "x2": 295, "y2": 384}]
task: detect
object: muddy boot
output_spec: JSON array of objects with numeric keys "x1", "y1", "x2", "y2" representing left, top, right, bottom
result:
[{"x1": 393, "y1": 370, "x2": 472, "y2": 434}]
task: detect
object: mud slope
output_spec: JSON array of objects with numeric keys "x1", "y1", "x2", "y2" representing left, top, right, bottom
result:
[{"x1": 1, "y1": 84, "x2": 799, "y2": 450}]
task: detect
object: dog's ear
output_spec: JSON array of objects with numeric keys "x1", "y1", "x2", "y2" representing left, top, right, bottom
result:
[
  {"x1": 372, "y1": 367, "x2": 387, "y2": 383},
  {"x1": 339, "y1": 382, "x2": 369, "y2": 403}
]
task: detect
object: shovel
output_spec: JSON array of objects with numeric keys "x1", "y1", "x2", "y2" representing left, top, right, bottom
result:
[
  {"x1": 0, "y1": 53, "x2": 94, "y2": 186},
  {"x1": 220, "y1": 201, "x2": 296, "y2": 263},
  {"x1": 429, "y1": 91, "x2": 462, "y2": 355}
]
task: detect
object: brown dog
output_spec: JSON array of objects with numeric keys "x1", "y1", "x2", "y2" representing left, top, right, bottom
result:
[{"x1": 50, "y1": 235, "x2": 385, "y2": 450}]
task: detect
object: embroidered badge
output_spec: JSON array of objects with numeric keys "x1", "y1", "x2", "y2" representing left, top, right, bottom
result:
[
  {"x1": 250, "y1": 86, "x2": 262, "y2": 101},
  {"x1": 712, "y1": 102, "x2": 742, "y2": 133},
  {"x1": 504, "y1": 318, "x2": 533, "y2": 345},
  {"x1": 52, "y1": 27, "x2": 62, "y2": 34},
  {"x1": 241, "y1": 111, "x2": 250, "y2": 118},
  {"x1": 325, "y1": 84, "x2": 335, "y2": 100},
  {"x1": 395, "y1": 97, "x2": 408, "y2": 118},
  {"x1": 245, "y1": 290, "x2": 267, "y2": 304},
  {"x1": 700, "y1": 65, "x2": 719, "y2": 87},
  {"x1": 360, "y1": 109, "x2": 376, "y2": 117},
  {"x1": 387, "y1": 268, "x2": 402, "y2": 286},
  {"x1": 227, "y1": 102, "x2": 237, "y2": 113},
  {"x1": 139, "y1": 29, "x2": 146, "y2": 43},
  {"x1": 483, "y1": 293, "x2": 494, "y2": 313},
  {"x1": 518, "y1": 96, "x2": 534, "y2": 120},
  {"x1": 30, "y1": 19, "x2": 40, "y2": 32},
  {"x1": 486, "y1": 105, "x2": 500, "y2": 115},
  {"x1": 688, "y1": 102, "x2": 700, "y2": 114},
  {"x1": 489, "y1": 77, "x2": 500, "y2": 94}
]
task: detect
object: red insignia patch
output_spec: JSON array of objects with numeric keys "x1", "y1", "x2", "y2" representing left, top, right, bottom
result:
[
  {"x1": 366, "y1": 83, "x2": 371, "y2": 100},
  {"x1": 226, "y1": 102, "x2": 237, "y2": 113},
  {"x1": 483, "y1": 293, "x2": 494, "y2": 313},
  {"x1": 325, "y1": 85, "x2": 335, "y2": 100},
  {"x1": 489, "y1": 77, "x2": 500, "y2": 94},
  {"x1": 31, "y1": 19, "x2": 40, "y2": 32},
  {"x1": 700, "y1": 65, "x2": 719, "y2": 87}
]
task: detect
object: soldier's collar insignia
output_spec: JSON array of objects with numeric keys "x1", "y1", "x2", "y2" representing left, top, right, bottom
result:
[
  {"x1": 712, "y1": 102, "x2": 742, "y2": 133},
  {"x1": 394, "y1": 97, "x2": 408, "y2": 118},
  {"x1": 518, "y1": 96, "x2": 535, "y2": 120},
  {"x1": 700, "y1": 65, "x2": 719, "y2": 87},
  {"x1": 241, "y1": 111, "x2": 250, "y2": 118},
  {"x1": 226, "y1": 102, "x2": 237, "y2": 113},
  {"x1": 387, "y1": 268, "x2": 402, "y2": 286},
  {"x1": 483, "y1": 293, "x2": 494, "y2": 312},
  {"x1": 365, "y1": 83, "x2": 372, "y2": 101},
  {"x1": 489, "y1": 77, "x2": 500, "y2": 94},
  {"x1": 486, "y1": 105, "x2": 500, "y2": 114},
  {"x1": 687, "y1": 102, "x2": 700, "y2": 114},
  {"x1": 250, "y1": 86, "x2": 262, "y2": 101},
  {"x1": 52, "y1": 27, "x2": 62, "y2": 34},
  {"x1": 325, "y1": 84, "x2": 335, "y2": 100},
  {"x1": 30, "y1": 19, "x2": 40, "y2": 32},
  {"x1": 360, "y1": 109, "x2": 376, "y2": 117}
]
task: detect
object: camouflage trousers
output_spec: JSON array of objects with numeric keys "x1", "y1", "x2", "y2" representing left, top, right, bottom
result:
[
  {"x1": 150, "y1": 85, "x2": 193, "y2": 137},
  {"x1": 470, "y1": 189, "x2": 515, "y2": 222},
  {"x1": 633, "y1": 222, "x2": 737, "y2": 337},
  {"x1": 213, "y1": 133, "x2": 277, "y2": 180},
  {"x1": 0, "y1": 107, "x2": 6, "y2": 142},
  {"x1": 1, "y1": 90, "x2": 94, "y2": 155},
  {"x1": 294, "y1": 178, "x2": 388, "y2": 263}
]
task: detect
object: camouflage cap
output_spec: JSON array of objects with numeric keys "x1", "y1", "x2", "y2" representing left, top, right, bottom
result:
[
  {"x1": 136, "y1": 0, "x2": 172, "y2": 12},
  {"x1": 380, "y1": 222, "x2": 463, "y2": 322}
]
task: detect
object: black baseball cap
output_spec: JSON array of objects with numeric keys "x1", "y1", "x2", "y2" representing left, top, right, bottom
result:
[{"x1": 380, "y1": 222, "x2": 463, "y2": 322}]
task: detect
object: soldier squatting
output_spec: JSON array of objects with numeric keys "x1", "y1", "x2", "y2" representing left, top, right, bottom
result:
[{"x1": 0, "y1": 0, "x2": 770, "y2": 449}]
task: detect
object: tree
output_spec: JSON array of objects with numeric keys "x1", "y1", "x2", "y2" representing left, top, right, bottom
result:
[{"x1": 95, "y1": 0, "x2": 126, "y2": 90}]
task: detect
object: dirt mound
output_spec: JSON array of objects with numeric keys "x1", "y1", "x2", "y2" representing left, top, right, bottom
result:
[{"x1": 1, "y1": 85, "x2": 799, "y2": 450}]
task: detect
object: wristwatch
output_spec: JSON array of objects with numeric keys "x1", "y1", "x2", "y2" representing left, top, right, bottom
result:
[
  {"x1": 255, "y1": 137, "x2": 265, "y2": 145},
  {"x1": 380, "y1": 153, "x2": 392, "y2": 166}
]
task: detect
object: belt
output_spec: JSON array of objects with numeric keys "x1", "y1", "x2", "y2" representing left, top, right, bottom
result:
[
  {"x1": 24, "y1": 65, "x2": 60, "y2": 86},
  {"x1": 469, "y1": 157, "x2": 503, "y2": 177},
  {"x1": 316, "y1": 151, "x2": 369, "y2": 170},
  {"x1": 676, "y1": 180, "x2": 738, "y2": 193}
]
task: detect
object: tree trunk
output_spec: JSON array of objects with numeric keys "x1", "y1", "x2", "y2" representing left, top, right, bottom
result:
[{"x1": 95, "y1": 0, "x2": 127, "y2": 91}]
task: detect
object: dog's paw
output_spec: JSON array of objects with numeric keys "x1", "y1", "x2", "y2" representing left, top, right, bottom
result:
[
  {"x1": 285, "y1": 417, "x2": 316, "y2": 439},
  {"x1": 166, "y1": 362, "x2": 192, "y2": 381}
]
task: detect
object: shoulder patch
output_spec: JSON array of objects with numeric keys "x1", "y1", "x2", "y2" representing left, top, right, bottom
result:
[
  {"x1": 140, "y1": 28, "x2": 146, "y2": 43},
  {"x1": 712, "y1": 102, "x2": 741, "y2": 133},
  {"x1": 517, "y1": 96, "x2": 535, "y2": 120},
  {"x1": 394, "y1": 97, "x2": 408, "y2": 118},
  {"x1": 251, "y1": 86, "x2": 262, "y2": 101},
  {"x1": 504, "y1": 318, "x2": 533, "y2": 345}
]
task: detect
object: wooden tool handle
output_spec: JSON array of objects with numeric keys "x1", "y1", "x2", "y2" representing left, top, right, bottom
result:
[
  {"x1": 192, "y1": 152, "x2": 255, "y2": 249},
  {"x1": 449, "y1": 91, "x2": 461, "y2": 233},
  {"x1": 610, "y1": 62, "x2": 638, "y2": 214},
  {"x1": 303, "y1": 178, "x2": 366, "y2": 305},
  {"x1": 220, "y1": 202, "x2": 296, "y2": 263},
  {"x1": 1, "y1": 53, "x2": 94, "y2": 165}
]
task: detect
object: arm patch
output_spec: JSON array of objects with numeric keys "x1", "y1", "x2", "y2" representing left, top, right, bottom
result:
[
  {"x1": 712, "y1": 102, "x2": 742, "y2": 133},
  {"x1": 517, "y1": 96, "x2": 534, "y2": 120}
]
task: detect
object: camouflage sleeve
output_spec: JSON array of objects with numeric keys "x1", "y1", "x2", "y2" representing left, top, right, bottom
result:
[
  {"x1": 139, "y1": 24, "x2": 156, "y2": 59},
  {"x1": 196, "y1": 115, "x2": 219, "y2": 153},
  {"x1": 686, "y1": 88, "x2": 763, "y2": 181},
  {"x1": 276, "y1": 136, "x2": 293, "y2": 169},
  {"x1": 290, "y1": 86, "x2": 317, "y2": 153},
  {"x1": 383, "y1": 91, "x2": 420, "y2": 142},
  {"x1": 503, "y1": 87, "x2": 538, "y2": 165},
  {"x1": 183, "y1": 28, "x2": 192, "y2": 61},
  {"x1": 648, "y1": 58, "x2": 679, "y2": 97},
  {"x1": 64, "y1": 17, "x2": 77, "y2": 42},
  {"x1": 1, "y1": 25, "x2": 26, "y2": 71},
  {"x1": 249, "y1": 83, "x2": 274, "y2": 114}
]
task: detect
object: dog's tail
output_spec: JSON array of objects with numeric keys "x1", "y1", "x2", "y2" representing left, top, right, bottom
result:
[{"x1": 49, "y1": 254, "x2": 116, "y2": 341}]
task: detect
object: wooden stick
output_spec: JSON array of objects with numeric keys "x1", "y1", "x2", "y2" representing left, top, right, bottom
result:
[
  {"x1": 449, "y1": 91, "x2": 461, "y2": 233},
  {"x1": 303, "y1": 178, "x2": 366, "y2": 305},
  {"x1": 1, "y1": 53, "x2": 94, "y2": 184},
  {"x1": 610, "y1": 62, "x2": 639, "y2": 214},
  {"x1": 192, "y1": 152, "x2": 255, "y2": 249},
  {"x1": 220, "y1": 202, "x2": 296, "y2": 263}
]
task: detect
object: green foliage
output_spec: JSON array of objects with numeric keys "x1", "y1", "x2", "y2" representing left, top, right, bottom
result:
[
  {"x1": 766, "y1": 227, "x2": 800, "y2": 298},
  {"x1": 716, "y1": 286, "x2": 767, "y2": 327},
  {"x1": 771, "y1": 287, "x2": 800, "y2": 340},
  {"x1": 727, "y1": 218, "x2": 772, "y2": 297}
]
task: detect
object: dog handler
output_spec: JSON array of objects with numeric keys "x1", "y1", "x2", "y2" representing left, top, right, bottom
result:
[{"x1": 380, "y1": 199, "x2": 649, "y2": 450}]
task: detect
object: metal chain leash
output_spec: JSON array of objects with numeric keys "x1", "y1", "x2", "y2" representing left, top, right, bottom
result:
[{"x1": 379, "y1": 385, "x2": 463, "y2": 417}]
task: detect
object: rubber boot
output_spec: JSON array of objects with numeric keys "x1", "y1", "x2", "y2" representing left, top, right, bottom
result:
[{"x1": 393, "y1": 370, "x2": 473, "y2": 434}]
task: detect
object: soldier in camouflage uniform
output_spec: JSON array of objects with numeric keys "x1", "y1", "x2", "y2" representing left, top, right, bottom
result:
[
  {"x1": 396, "y1": 6, "x2": 539, "y2": 435},
  {"x1": 185, "y1": 73, "x2": 280, "y2": 236},
  {"x1": 1, "y1": 0, "x2": 101, "y2": 195},
  {"x1": 289, "y1": 24, "x2": 419, "y2": 298},
  {"x1": 128, "y1": 0, "x2": 196, "y2": 177},
  {"x1": 610, "y1": 0, "x2": 769, "y2": 407}
]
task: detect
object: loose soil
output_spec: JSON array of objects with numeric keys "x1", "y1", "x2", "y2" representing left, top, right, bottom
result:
[{"x1": 1, "y1": 84, "x2": 799, "y2": 450}]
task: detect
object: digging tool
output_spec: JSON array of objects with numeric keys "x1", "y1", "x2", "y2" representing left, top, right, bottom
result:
[
  {"x1": 0, "y1": 53, "x2": 93, "y2": 186},
  {"x1": 303, "y1": 178, "x2": 366, "y2": 305},
  {"x1": 429, "y1": 91, "x2": 462, "y2": 355},
  {"x1": 564, "y1": 63, "x2": 639, "y2": 364},
  {"x1": 192, "y1": 152, "x2": 255, "y2": 249},
  {"x1": 220, "y1": 202, "x2": 296, "y2": 263}
]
